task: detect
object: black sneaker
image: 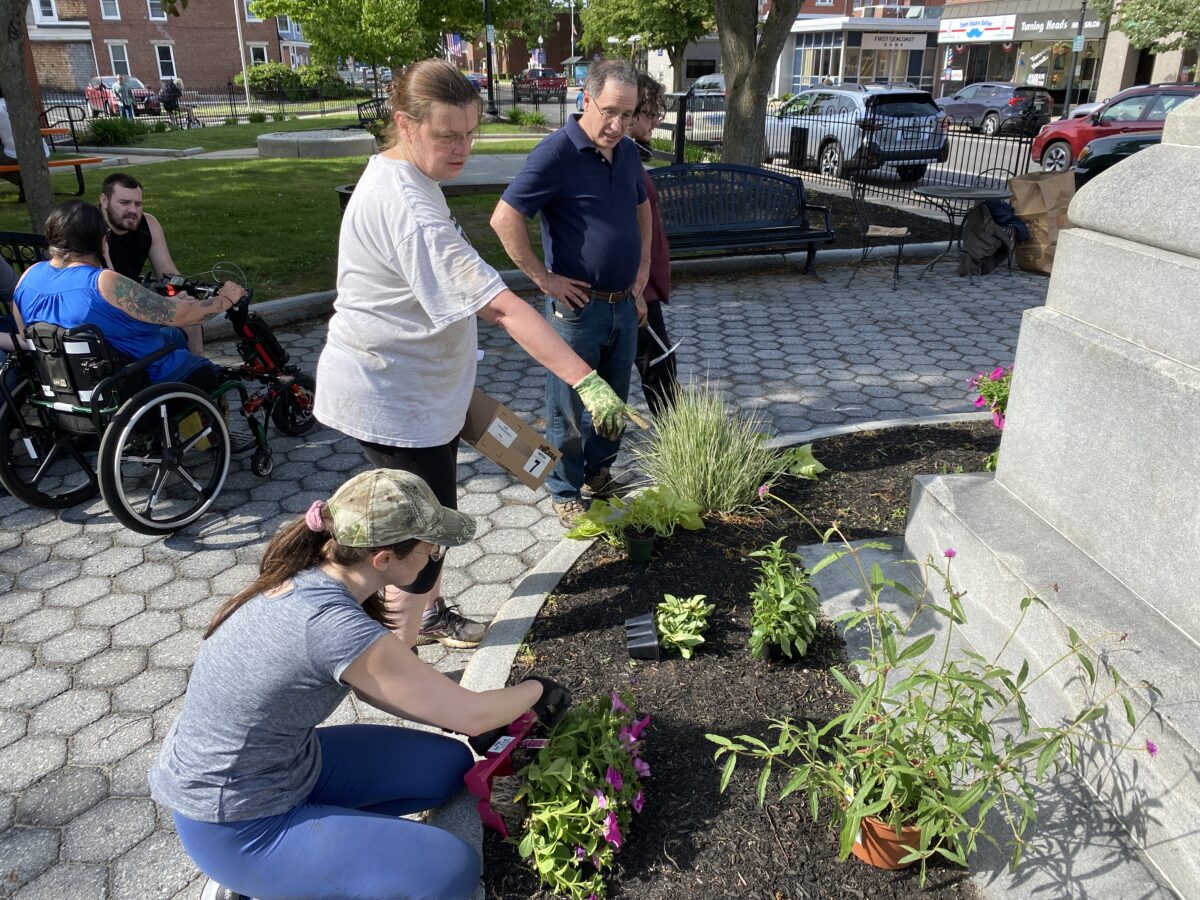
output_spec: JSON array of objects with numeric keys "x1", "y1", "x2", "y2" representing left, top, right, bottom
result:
[
  {"x1": 583, "y1": 468, "x2": 630, "y2": 500},
  {"x1": 416, "y1": 598, "x2": 487, "y2": 649}
]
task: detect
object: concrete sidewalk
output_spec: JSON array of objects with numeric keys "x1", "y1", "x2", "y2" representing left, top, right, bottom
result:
[{"x1": 0, "y1": 260, "x2": 1046, "y2": 897}]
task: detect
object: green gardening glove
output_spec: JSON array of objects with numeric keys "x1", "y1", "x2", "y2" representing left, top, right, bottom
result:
[{"x1": 573, "y1": 372, "x2": 650, "y2": 439}]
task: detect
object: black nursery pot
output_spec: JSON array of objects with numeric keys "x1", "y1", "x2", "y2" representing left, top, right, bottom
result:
[
  {"x1": 759, "y1": 642, "x2": 792, "y2": 664},
  {"x1": 625, "y1": 612, "x2": 659, "y2": 660},
  {"x1": 625, "y1": 530, "x2": 655, "y2": 562}
]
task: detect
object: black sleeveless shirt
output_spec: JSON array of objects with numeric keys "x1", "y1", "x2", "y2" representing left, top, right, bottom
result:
[{"x1": 107, "y1": 215, "x2": 153, "y2": 279}]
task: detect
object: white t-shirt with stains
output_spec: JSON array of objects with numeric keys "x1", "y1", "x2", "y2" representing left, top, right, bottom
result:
[{"x1": 315, "y1": 154, "x2": 506, "y2": 447}]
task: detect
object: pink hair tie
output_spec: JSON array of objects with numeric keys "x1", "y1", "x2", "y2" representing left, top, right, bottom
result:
[{"x1": 305, "y1": 500, "x2": 327, "y2": 533}]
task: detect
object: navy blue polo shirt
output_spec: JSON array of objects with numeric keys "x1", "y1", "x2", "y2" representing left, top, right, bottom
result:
[{"x1": 501, "y1": 115, "x2": 647, "y2": 293}]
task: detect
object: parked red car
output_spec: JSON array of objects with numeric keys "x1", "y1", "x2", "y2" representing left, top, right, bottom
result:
[
  {"x1": 1031, "y1": 82, "x2": 1199, "y2": 171},
  {"x1": 85, "y1": 75, "x2": 160, "y2": 117}
]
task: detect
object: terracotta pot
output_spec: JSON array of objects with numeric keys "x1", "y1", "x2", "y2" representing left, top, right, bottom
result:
[{"x1": 850, "y1": 816, "x2": 922, "y2": 870}]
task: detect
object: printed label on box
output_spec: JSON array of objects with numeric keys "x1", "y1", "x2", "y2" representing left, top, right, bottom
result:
[
  {"x1": 486, "y1": 417, "x2": 518, "y2": 448},
  {"x1": 523, "y1": 449, "x2": 553, "y2": 478},
  {"x1": 487, "y1": 735, "x2": 516, "y2": 755}
]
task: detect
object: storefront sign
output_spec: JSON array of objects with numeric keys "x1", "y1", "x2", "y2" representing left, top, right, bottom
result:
[
  {"x1": 1014, "y1": 11, "x2": 1106, "y2": 41},
  {"x1": 938, "y1": 15, "x2": 1015, "y2": 44},
  {"x1": 862, "y1": 32, "x2": 926, "y2": 51}
]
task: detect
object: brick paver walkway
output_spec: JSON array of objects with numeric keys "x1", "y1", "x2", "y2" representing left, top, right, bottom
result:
[{"x1": 0, "y1": 262, "x2": 1046, "y2": 897}]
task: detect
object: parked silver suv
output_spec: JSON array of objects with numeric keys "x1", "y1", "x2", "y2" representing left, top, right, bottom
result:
[{"x1": 763, "y1": 84, "x2": 949, "y2": 182}]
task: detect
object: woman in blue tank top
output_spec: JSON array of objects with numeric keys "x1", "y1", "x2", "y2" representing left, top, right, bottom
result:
[{"x1": 13, "y1": 200, "x2": 244, "y2": 388}]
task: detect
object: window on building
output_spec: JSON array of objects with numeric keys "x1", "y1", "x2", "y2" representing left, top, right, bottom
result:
[
  {"x1": 277, "y1": 14, "x2": 291, "y2": 32},
  {"x1": 146, "y1": 0, "x2": 166, "y2": 21},
  {"x1": 685, "y1": 59, "x2": 717, "y2": 79},
  {"x1": 248, "y1": 44, "x2": 269, "y2": 65},
  {"x1": 109, "y1": 43, "x2": 130, "y2": 77},
  {"x1": 101, "y1": 0, "x2": 120, "y2": 20},
  {"x1": 156, "y1": 44, "x2": 176, "y2": 79},
  {"x1": 244, "y1": 0, "x2": 261, "y2": 22},
  {"x1": 33, "y1": 0, "x2": 58, "y2": 23}
]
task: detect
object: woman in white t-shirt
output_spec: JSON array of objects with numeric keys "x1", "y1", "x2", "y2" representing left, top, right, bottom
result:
[{"x1": 316, "y1": 59, "x2": 638, "y2": 652}]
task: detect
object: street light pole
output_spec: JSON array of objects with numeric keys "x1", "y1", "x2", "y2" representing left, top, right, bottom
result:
[
  {"x1": 483, "y1": 0, "x2": 498, "y2": 116},
  {"x1": 1060, "y1": 0, "x2": 1088, "y2": 119}
]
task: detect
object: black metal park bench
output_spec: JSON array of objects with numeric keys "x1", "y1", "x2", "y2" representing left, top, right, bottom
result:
[
  {"x1": 356, "y1": 97, "x2": 389, "y2": 129},
  {"x1": 0, "y1": 230, "x2": 49, "y2": 273},
  {"x1": 649, "y1": 163, "x2": 835, "y2": 275}
]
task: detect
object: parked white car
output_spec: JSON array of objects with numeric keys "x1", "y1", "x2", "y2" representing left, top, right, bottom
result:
[{"x1": 661, "y1": 92, "x2": 725, "y2": 144}]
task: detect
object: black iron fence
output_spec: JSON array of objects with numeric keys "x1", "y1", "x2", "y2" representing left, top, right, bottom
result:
[
  {"x1": 489, "y1": 83, "x2": 573, "y2": 130},
  {"x1": 659, "y1": 93, "x2": 1041, "y2": 206}
]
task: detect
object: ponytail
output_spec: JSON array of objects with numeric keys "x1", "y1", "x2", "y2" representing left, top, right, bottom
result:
[{"x1": 204, "y1": 510, "x2": 418, "y2": 638}]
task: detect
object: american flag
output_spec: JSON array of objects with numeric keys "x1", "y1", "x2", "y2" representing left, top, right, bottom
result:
[{"x1": 446, "y1": 33, "x2": 463, "y2": 56}]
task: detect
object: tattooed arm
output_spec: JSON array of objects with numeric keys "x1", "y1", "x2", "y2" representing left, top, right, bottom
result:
[{"x1": 97, "y1": 270, "x2": 242, "y2": 326}]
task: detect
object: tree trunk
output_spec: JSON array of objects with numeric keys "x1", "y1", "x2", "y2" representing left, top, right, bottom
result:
[
  {"x1": 0, "y1": 1, "x2": 54, "y2": 232},
  {"x1": 668, "y1": 46, "x2": 687, "y2": 93},
  {"x1": 714, "y1": 0, "x2": 804, "y2": 166}
]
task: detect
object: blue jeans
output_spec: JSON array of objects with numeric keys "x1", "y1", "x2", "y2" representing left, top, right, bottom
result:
[
  {"x1": 172, "y1": 725, "x2": 478, "y2": 900},
  {"x1": 120, "y1": 103, "x2": 134, "y2": 120},
  {"x1": 544, "y1": 295, "x2": 637, "y2": 502}
]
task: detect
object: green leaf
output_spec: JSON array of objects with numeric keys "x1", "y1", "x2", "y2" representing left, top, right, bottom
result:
[
  {"x1": 1067, "y1": 626, "x2": 1080, "y2": 648},
  {"x1": 719, "y1": 754, "x2": 738, "y2": 792},
  {"x1": 1036, "y1": 736, "x2": 1062, "y2": 779},
  {"x1": 1016, "y1": 658, "x2": 1029, "y2": 688},
  {"x1": 1122, "y1": 695, "x2": 1136, "y2": 729},
  {"x1": 1079, "y1": 654, "x2": 1096, "y2": 685},
  {"x1": 518, "y1": 830, "x2": 535, "y2": 858},
  {"x1": 896, "y1": 633, "x2": 936, "y2": 664},
  {"x1": 756, "y1": 760, "x2": 772, "y2": 807}
]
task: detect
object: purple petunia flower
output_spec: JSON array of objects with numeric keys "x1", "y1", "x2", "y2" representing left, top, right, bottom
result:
[
  {"x1": 991, "y1": 366, "x2": 1005, "y2": 380},
  {"x1": 576, "y1": 846, "x2": 586, "y2": 860},
  {"x1": 606, "y1": 766, "x2": 623, "y2": 792},
  {"x1": 630, "y1": 714, "x2": 651, "y2": 740},
  {"x1": 593, "y1": 789, "x2": 608, "y2": 809},
  {"x1": 993, "y1": 411, "x2": 1006, "y2": 430},
  {"x1": 944, "y1": 548, "x2": 957, "y2": 559},
  {"x1": 632, "y1": 790, "x2": 645, "y2": 813},
  {"x1": 974, "y1": 395, "x2": 987, "y2": 408},
  {"x1": 1146, "y1": 739, "x2": 1158, "y2": 758},
  {"x1": 633, "y1": 757, "x2": 651, "y2": 778},
  {"x1": 610, "y1": 691, "x2": 628, "y2": 713},
  {"x1": 604, "y1": 811, "x2": 623, "y2": 848},
  {"x1": 619, "y1": 725, "x2": 634, "y2": 747}
]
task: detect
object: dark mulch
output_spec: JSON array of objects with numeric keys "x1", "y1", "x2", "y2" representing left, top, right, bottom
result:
[{"x1": 483, "y1": 421, "x2": 1000, "y2": 900}]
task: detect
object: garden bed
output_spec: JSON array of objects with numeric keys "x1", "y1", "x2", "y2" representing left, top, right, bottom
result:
[{"x1": 484, "y1": 420, "x2": 999, "y2": 899}]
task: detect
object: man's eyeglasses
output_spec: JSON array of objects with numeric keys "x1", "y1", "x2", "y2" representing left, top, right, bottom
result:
[
  {"x1": 596, "y1": 107, "x2": 635, "y2": 125},
  {"x1": 636, "y1": 108, "x2": 664, "y2": 123},
  {"x1": 413, "y1": 545, "x2": 446, "y2": 563}
]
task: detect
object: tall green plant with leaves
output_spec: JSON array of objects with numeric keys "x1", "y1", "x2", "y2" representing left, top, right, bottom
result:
[
  {"x1": 565, "y1": 487, "x2": 703, "y2": 548},
  {"x1": 709, "y1": 533, "x2": 1159, "y2": 884},
  {"x1": 748, "y1": 537, "x2": 820, "y2": 660}
]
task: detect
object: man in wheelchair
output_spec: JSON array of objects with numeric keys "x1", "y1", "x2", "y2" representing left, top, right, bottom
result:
[{"x1": 12, "y1": 199, "x2": 245, "y2": 393}]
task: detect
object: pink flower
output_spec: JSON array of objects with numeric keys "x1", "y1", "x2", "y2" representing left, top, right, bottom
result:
[
  {"x1": 630, "y1": 714, "x2": 651, "y2": 740},
  {"x1": 606, "y1": 765, "x2": 623, "y2": 792},
  {"x1": 619, "y1": 725, "x2": 634, "y2": 747},
  {"x1": 632, "y1": 790, "x2": 645, "y2": 813},
  {"x1": 603, "y1": 811, "x2": 623, "y2": 848},
  {"x1": 610, "y1": 691, "x2": 628, "y2": 713},
  {"x1": 944, "y1": 548, "x2": 957, "y2": 559},
  {"x1": 974, "y1": 395, "x2": 987, "y2": 408},
  {"x1": 575, "y1": 846, "x2": 586, "y2": 860},
  {"x1": 633, "y1": 757, "x2": 651, "y2": 778},
  {"x1": 991, "y1": 366, "x2": 1005, "y2": 380},
  {"x1": 1146, "y1": 739, "x2": 1158, "y2": 758},
  {"x1": 757, "y1": 484, "x2": 768, "y2": 498},
  {"x1": 993, "y1": 411, "x2": 1006, "y2": 430},
  {"x1": 593, "y1": 789, "x2": 608, "y2": 809}
]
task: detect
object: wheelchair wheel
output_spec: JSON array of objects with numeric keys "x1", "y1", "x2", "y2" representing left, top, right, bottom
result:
[
  {"x1": 270, "y1": 371, "x2": 316, "y2": 436},
  {"x1": 97, "y1": 383, "x2": 231, "y2": 534},
  {"x1": 0, "y1": 377, "x2": 100, "y2": 509}
]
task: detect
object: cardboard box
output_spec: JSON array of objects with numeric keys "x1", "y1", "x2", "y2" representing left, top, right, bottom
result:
[{"x1": 460, "y1": 389, "x2": 561, "y2": 490}]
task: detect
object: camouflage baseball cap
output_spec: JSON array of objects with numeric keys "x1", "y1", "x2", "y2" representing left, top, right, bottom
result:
[{"x1": 326, "y1": 469, "x2": 476, "y2": 548}]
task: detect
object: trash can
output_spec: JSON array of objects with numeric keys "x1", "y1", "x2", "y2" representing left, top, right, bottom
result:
[
  {"x1": 788, "y1": 126, "x2": 808, "y2": 168},
  {"x1": 335, "y1": 183, "x2": 355, "y2": 213}
]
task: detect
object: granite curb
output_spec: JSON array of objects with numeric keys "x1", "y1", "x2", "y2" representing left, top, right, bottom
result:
[
  {"x1": 77, "y1": 145, "x2": 204, "y2": 158},
  {"x1": 206, "y1": 241, "x2": 955, "y2": 341}
]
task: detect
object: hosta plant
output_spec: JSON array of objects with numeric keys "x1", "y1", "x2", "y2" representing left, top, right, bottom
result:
[
  {"x1": 655, "y1": 593, "x2": 715, "y2": 659},
  {"x1": 514, "y1": 691, "x2": 651, "y2": 899},
  {"x1": 565, "y1": 486, "x2": 703, "y2": 548},
  {"x1": 709, "y1": 541, "x2": 1158, "y2": 884},
  {"x1": 748, "y1": 537, "x2": 821, "y2": 660}
]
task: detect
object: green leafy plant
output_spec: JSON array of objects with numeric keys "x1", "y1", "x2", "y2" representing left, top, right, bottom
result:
[
  {"x1": 515, "y1": 691, "x2": 650, "y2": 899},
  {"x1": 565, "y1": 486, "x2": 703, "y2": 548},
  {"x1": 507, "y1": 107, "x2": 526, "y2": 125},
  {"x1": 748, "y1": 537, "x2": 820, "y2": 660},
  {"x1": 655, "y1": 594, "x2": 715, "y2": 659},
  {"x1": 247, "y1": 111, "x2": 268, "y2": 124},
  {"x1": 971, "y1": 364, "x2": 1012, "y2": 471},
  {"x1": 709, "y1": 533, "x2": 1159, "y2": 884},
  {"x1": 633, "y1": 382, "x2": 819, "y2": 515},
  {"x1": 84, "y1": 117, "x2": 149, "y2": 146},
  {"x1": 223, "y1": 116, "x2": 238, "y2": 126},
  {"x1": 271, "y1": 112, "x2": 287, "y2": 122},
  {"x1": 780, "y1": 443, "x2": 826, "y2": 479},
  {"x1": 523, "y1": 110, "x2": 548, "y2": 127}
]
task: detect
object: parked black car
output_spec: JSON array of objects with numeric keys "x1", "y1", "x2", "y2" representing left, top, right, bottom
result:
[
  {"x1": 935, "y1": 82, "x2": 1053, "y2": 135},
  {"x1": 1074, "y1": 131, "x2": 1161, "y2": 188}
]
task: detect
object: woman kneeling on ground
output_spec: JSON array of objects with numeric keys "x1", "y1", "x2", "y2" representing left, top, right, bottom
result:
[{"x1": 150, "y1": 468, "x2": 564, "y2": 900}]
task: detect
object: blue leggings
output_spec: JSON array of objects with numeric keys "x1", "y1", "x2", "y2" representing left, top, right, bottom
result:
[{"x1": 173, "y1": 725, "x2": 479, "y2": 900}]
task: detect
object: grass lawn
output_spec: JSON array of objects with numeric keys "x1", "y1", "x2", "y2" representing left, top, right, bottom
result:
[{"x1": 0, "y1": 157, "x2": 538, "y2": 300}]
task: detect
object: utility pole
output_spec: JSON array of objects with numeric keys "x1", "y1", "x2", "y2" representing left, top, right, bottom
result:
[
  {"x1": 1061, "y1": 0, "x2": 1088, "y2": 119},
  {"x1": 483, "y1": 0, "x2": 498, "y2": 116},
  {"x1": 232, "y1": 0, "x2": 251, "y2": 108}
]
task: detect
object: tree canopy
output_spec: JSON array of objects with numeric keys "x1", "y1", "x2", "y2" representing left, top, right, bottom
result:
[
  {"x1": 579, "y1": 0, "x2": 714, "y2": 91},
  {"x1": 1093, "y1": 0, "x2": 1200, "y2": 54}
]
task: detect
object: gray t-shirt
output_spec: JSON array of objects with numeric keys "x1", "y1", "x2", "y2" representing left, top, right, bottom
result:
[{"x1": 149, "y1": 568, "x2": 389, "y2": 822}]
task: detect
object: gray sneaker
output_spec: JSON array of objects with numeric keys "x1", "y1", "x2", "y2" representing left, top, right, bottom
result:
[
  {"x1": 417, "y1": 598, "x2": 487, "y2": 649},
  {"x1": 583, "y1": 468, "x2": 623, "y2": 500},
  {"x1": 553, "y1": 498, "x2": 589, "y2": 528}
]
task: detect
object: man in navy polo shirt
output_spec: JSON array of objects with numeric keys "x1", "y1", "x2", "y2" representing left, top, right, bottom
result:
[{"x1": 492, "y1": 59, "x2": 651, "y2": 527}]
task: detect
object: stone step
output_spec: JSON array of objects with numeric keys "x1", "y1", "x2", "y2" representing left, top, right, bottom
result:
[{"x1": 903, "y1": 473, "x2": 1198, "y2": 897}]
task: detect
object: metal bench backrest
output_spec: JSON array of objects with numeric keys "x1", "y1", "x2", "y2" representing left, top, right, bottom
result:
[
  {"x1": 650, "y1": 164, "x2": 810, "y2": 231},
  {"x1": 24, "y1": 322, "x2": 146, "y2": 434},
  {"x1": 0, "y1": 231, "x2": 50, "y2": 274},
  {"x1": 357, "y1": 97, "x2": 389, "y2": 127}
]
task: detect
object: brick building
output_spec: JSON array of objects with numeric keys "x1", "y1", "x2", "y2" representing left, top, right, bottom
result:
[{"x1": 26, "y1": 0, "x2": 311, "y2": 93}]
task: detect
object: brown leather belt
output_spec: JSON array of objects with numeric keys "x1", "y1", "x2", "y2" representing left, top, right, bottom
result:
[{"x1": 588, "y1": 288, "x2": 630, "y2": 303}]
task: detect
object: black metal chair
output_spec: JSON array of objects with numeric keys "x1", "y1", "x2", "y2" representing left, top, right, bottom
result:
[{"x1": 847, "y1": 178, "x2": 908, "y2": 290}]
